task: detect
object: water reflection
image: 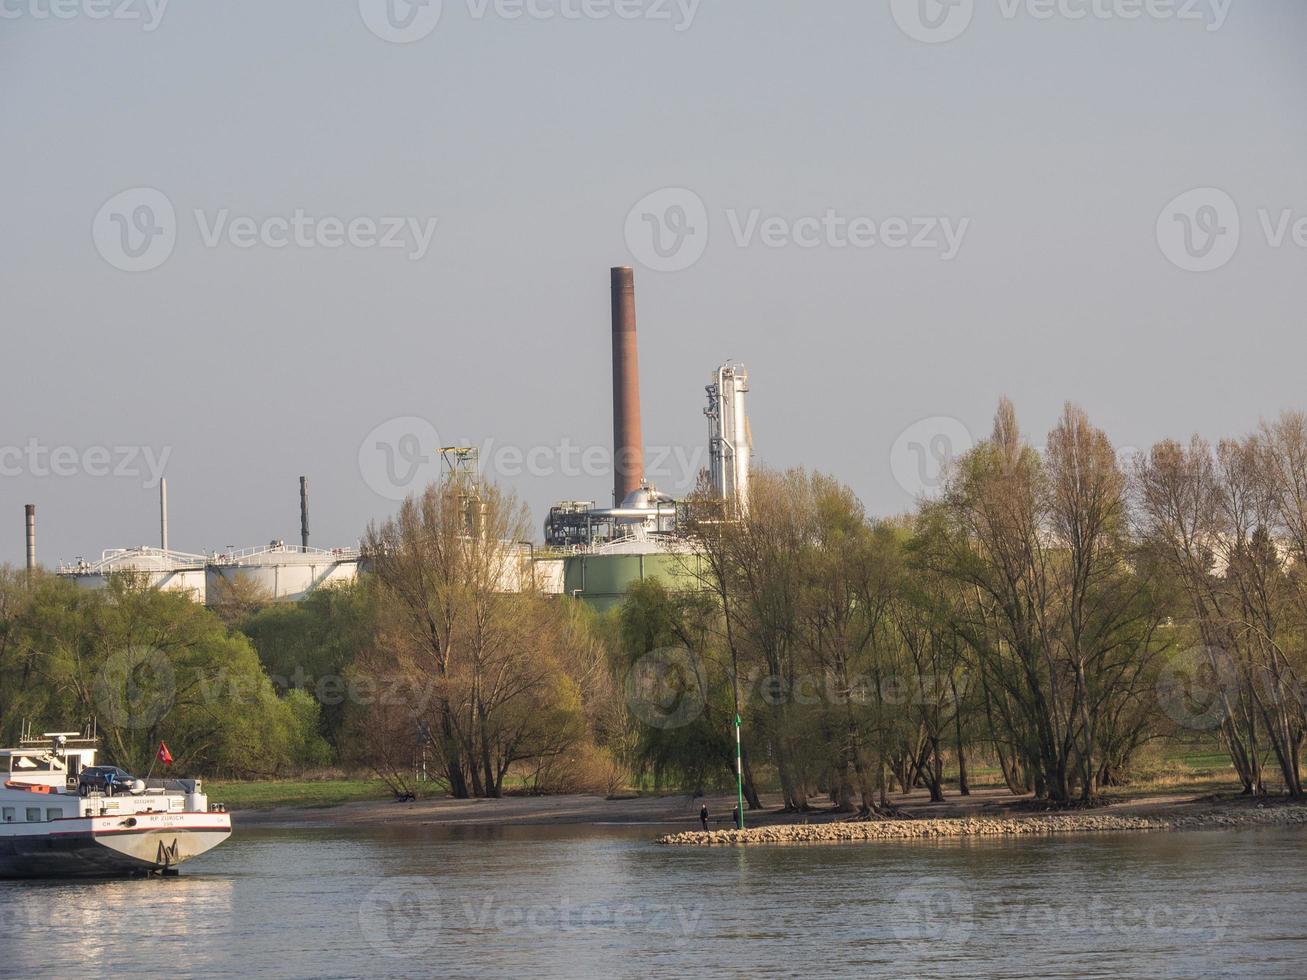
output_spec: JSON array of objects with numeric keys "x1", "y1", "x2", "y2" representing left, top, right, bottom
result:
[{"x1": 2, "y1": 825, "x2": 1305, "y2": 978}]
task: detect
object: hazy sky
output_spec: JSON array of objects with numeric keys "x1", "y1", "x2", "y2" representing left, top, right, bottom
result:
[{"x1": 3, "y1": 0, "x2": 1304, "y2": 566}]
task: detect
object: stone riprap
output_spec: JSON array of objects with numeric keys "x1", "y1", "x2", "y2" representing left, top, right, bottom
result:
[{"x1": 656, "y1": 805, "x2": 1307, "y2": 846}]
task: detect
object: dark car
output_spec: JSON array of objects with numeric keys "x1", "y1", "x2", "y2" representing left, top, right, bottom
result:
[{"x1": 77, "y1": 766, "x2": 135, "y2": 797}]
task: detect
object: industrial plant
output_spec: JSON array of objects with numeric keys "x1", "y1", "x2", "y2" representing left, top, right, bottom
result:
[{"x1": 30, "y1": 267, "x2": 751, "y2": 612}]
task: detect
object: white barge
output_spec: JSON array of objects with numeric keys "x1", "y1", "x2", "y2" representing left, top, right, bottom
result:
[{"x1": 0, "y1": 731, "x2": 231, "y2": 878}]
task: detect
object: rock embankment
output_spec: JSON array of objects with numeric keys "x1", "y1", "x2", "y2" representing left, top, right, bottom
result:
[{"x1": 656, "y1": 804, "x2": 1307, "y2": 846}]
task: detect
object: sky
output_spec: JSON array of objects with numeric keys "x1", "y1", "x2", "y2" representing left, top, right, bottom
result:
[{"x1": 2, "y1": 0, "x2": 1304, "y2": 566}]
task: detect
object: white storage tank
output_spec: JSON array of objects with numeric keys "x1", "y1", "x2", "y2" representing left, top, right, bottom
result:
[
  {"x1": 59, "y1": 548, "x2": 208, "y2": 603},
  {"x1": 204, "y1": 542, "x2": 360, "y2": 604}
]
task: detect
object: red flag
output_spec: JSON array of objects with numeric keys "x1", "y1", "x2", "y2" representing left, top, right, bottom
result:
[{"x1": 157, "y1": 742, "x2": 173, "y2": 767}]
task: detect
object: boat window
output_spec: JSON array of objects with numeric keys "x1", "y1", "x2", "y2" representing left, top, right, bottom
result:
[
  {"x1": 46, "y1": 808, "x2": 62, "y2": 822},
  {"x1": 1, "y1": 807, "x2": 13, "y2": 822},
  {"x1": 11, "y1": 756, "x2": 53, "y2": 772},
  {"x1": 25, "y1": 808, "x2": 40, "y2": 823}
]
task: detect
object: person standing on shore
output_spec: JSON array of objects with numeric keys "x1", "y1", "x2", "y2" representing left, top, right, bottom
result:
[{"x1": 700, "y1": 804, "x2": 709, "y2": 831}]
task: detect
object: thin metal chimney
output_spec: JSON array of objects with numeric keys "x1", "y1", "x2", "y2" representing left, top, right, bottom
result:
[
  {"x1": 610, "y1": 266, "x2": 645, "y2": 506},
  {"x1": 159, "y1": 478, "x2": 169, "y2": 553},
  {"x1": 299, "y1": 476, "x2": 310, "y2": 550},
  {"x1": 24, "y1": 504, "x2": 35, "y2": 574}
]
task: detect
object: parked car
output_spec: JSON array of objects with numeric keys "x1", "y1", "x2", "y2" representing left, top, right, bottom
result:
[{"x1": 77, "y1": 766, "x2": 136, "y2": 797}]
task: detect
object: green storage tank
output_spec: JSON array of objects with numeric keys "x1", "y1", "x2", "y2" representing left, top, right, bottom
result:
[{"x1": 562, "y1": 550, "x2": 705, "y2": 612}]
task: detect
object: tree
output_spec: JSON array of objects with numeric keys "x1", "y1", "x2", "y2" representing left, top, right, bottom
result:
[{"x1": 360, "y1": 476, "x2": 592, "y2": 799}]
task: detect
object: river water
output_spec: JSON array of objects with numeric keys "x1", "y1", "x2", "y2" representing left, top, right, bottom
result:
[{"x1": 2, "y1": 823, "x2": 1304, "y2": 978}]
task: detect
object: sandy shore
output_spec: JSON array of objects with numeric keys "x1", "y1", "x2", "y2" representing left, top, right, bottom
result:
[
  {"x1": 234, "y1": 786, "x2": 1307, "y2": 843},
  {"x1": 235, "y1": 791, "x2": 743, "y2": 828}
]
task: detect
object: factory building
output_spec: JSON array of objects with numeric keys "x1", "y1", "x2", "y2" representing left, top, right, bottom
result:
[
  {"x1": 59, "y1": 544, "x2": 361, "y2": 606},
  {"x1": 45, "y1": 267, "x2": 750, "y2": 613},
  {"x1": 60, "y1": 547, "x2": 209, "y2": 602},
  {"x1": 546, "y1": 267, "x2": 752, "y2": 610},
  {"x1": 54, "y1": 477, "x2": 361, "y2": 607}
]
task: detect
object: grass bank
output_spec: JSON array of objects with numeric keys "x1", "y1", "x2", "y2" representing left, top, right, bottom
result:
[{"x1": 208, "y1": 778, "x2": 392, "y2": 811}]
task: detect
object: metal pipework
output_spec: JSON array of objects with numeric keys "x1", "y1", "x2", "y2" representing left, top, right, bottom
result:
[
  {"x1": 159, "y1": 478, "x2": 169, "y2": 553},
  {"x1": 24, "y1": 504, "x2": 35, "y2": 573},
  {"x1": 300, "y1": 476, "x2": 310, "y2": 550},
  {"x1": 610, "y1": 266, "x2": 645, "y2": 507}
]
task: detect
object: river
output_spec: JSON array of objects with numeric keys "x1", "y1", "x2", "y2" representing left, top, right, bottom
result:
[{"x1": 3, "y1": 824, "x2": 1304, "y2": 978}]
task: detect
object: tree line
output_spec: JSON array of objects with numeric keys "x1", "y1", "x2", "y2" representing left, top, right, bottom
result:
[
  {"x1": 626, "y1": 399, "x2": 1307, "y2": 810},
  {"x1": 2, "y1": 399, "x2": 1303, "y2": 806}
]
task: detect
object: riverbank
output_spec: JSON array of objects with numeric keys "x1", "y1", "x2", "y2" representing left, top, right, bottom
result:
[
  {"x1": 657, "y1": 796, "x2": 1307, "y2": 846},
  {"x1": 230, "y1": 784, "x2": 1307, "y2": 840}
]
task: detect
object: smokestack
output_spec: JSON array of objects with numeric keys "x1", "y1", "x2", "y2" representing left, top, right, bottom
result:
[
  {"x1": 610, "y1": 266, "x2": 644, "y2": 506},
  {"x1": 300, "y1": 476, "x2": 310, "y2": 550},
  {"x1": 159, "y1": 478, "x2": 169, "y2": 553},
  {"x1": 24, "y1": 505, "x2": 35, "y2": 574}
]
